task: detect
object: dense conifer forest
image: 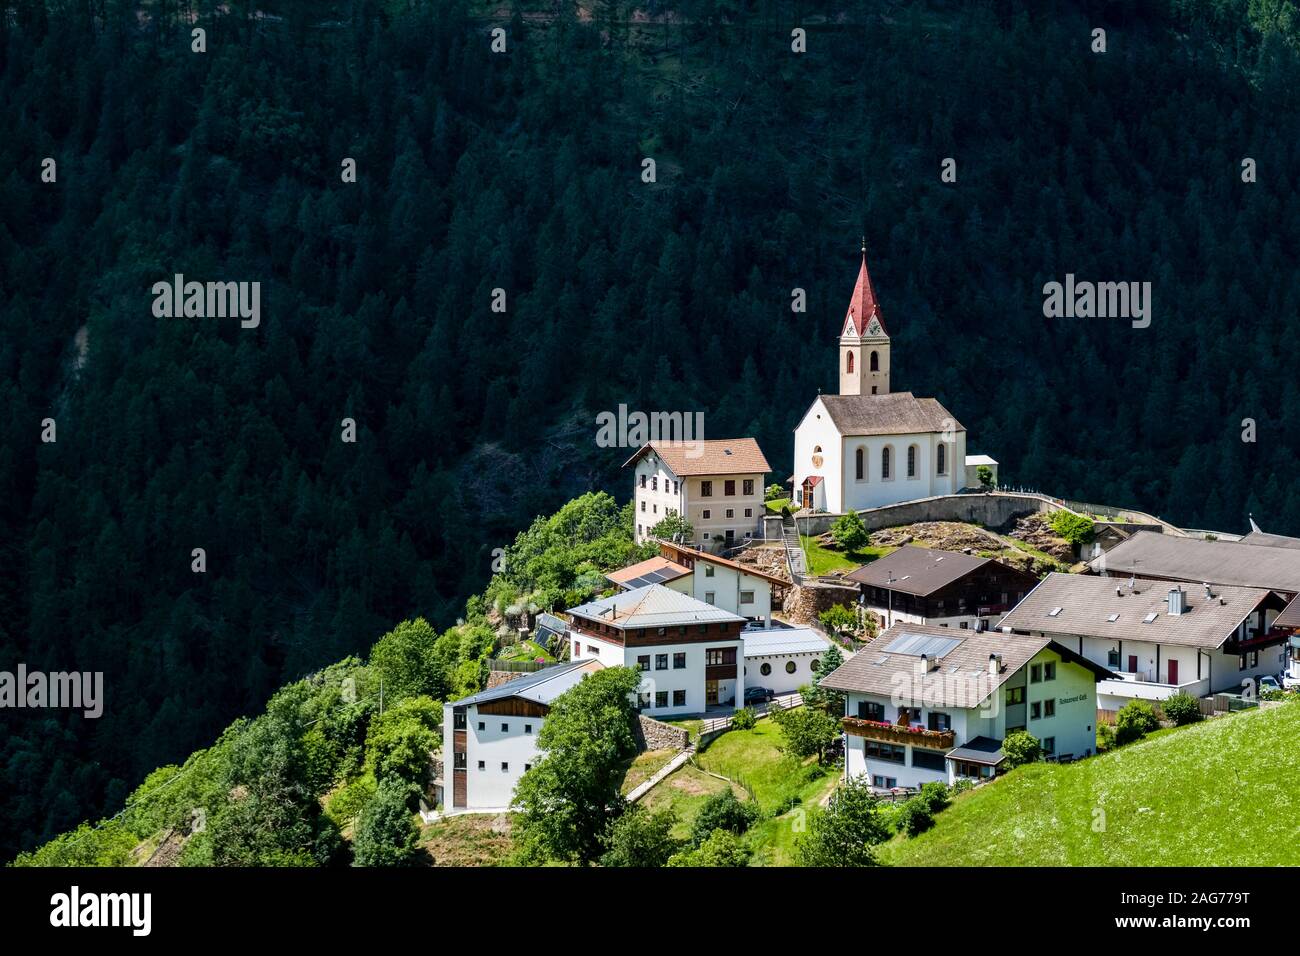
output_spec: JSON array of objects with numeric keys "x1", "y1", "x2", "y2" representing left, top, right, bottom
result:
[{"x1": 2, "y1": 0, "x2": 1298, "y2": 857}]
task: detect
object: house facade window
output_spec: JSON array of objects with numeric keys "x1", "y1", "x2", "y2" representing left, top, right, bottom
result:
[
  {"x1": 655, "y1": 691, "x2": 668, "y2": 708},
  {"x1": 865, "y1": 741, "x2": 906, "y2": 763},
  {"x1": 673, "y1": 652, "x2": 686, "y2": 669},
  {"x1": 701, "y1": 481, "x2": 713, "y2": 497},
  {"x1": 760, "y1": 662, "x2": 772, "y2": 676},
  {"x1": 673, "y1": 690, "x2": 686, "y2": 707},
  {"x1": 640, "y1": 475, "x2": 646, "y2": 488},
  {"x1": 856, "y1": 700, "x2": 885, "y2": 721},
  {"x1": 705, "y1": 591, "x2": 715, "y2": 604},
  {"x1": 725, "y1": 480, "x2": 736, "y2": 496},
  {"x1": 453, "y1": 712, "x2": 466, "y2": 730},
  {"x1": 702, "y1": 510, "x2": 711, "y2": 519},
  {"x1": 1107, "y1": 649, "x2": 1120, "y2": 668},
  {"x1": 785, "y1": 660, "x2": 797, "y2": 674},
  {"x1": 1005, "y1": 686, "x2": 1025, "y2": 705},
  {"x1": 1044, "y1": 699, "x2": 1056, "y2": 718},
  {"x1": 454, "y1": 753, "x2": 466, "y2": 769},
  {"x1": 1030, "y1": 664, "x2": 1042, "y2": 683},
  {"x1": 869, "y1": 350, "x2": 879, "y2": 371},
  {"x1": 637, "y1": 655, "x2": 650, "y2": 672},
  {"x1": 740, "y1": 590, "x2": 754, "y2": 604},
  {"x1": 655, "y1": 654, "x2": 668, "y2": 670},
  {"x1": 743, "y1": 479, "x2": 754, "y2": 496},
  {"x1": 1044, "y1": 661, "x2": 1056, "y2": 681},
  {"x1": 1041, "y1": 737, "x2": 1056, "y2": 755},
  {"x1": 651, "y1": 477, "x2": 657, "y2": 491},
  {"x1": 928, "y1": 712, "x2": 951, "y2": 731}
]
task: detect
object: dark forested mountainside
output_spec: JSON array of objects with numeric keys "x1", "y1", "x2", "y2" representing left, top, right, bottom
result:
[{"x1": 1, "y1": 0, "x2": 1298, "y2": 856}]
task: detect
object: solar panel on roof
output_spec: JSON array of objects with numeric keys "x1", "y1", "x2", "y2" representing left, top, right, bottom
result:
[{"x1": 884, "y1": 632, "x2": 962, "y2": 659}]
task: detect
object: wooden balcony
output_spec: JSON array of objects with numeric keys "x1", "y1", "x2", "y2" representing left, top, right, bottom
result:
[{"x1": 841, "y1": 718, "x2": 956, "y2": 750}]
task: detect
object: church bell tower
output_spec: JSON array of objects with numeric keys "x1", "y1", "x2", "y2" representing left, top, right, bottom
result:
[{"x1": 838, "y1": 241, "x2": 890, "y2": 396}]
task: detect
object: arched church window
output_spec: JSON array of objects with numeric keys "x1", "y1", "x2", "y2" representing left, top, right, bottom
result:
[
  {"x1": 869, "y1": 350, "x2": 879, "y2": 371},
  {"x1": 855, "y1": 447, "x2": 864, "y2": 481},
  {"x1": 881, "y1": 446, "x2": 891, "y2": 480},
  {"x1": 907, "y1": 445, "x2": 917, "y2": 478},
  {"x1": 846, "y1": 351, "x2": 855, "y2": 373},
  {"x1": 937, "y1": 444, "x2": 947, "y2": 476}
]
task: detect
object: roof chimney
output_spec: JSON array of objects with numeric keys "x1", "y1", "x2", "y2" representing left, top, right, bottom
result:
[
  {"x1": 1203, "y1": 582, "x2": 1214, "y2": 600},
  {"x1": 989, "y1": 653, "x2": 1002, "y2": 675},
  {"x1": 1167, "y1": 586, "x2": 1186, "y2": 616}
]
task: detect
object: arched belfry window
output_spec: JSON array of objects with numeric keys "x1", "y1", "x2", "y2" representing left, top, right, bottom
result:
[
  {"x1": 855, "y1": 447, "x2": 864, "y2": 480},
  {"x1": 881, "y1": 446, "x2": 891, "y2": 480},
  {"x1": 869, "y1": 350, "x2": 879, "y2": 371},
  {"x1": 846, "y1": 351, "x2": 855, "y2": 373},
  {"x1": 937, "y1": 444, "x2": 947, "y2": 476}
]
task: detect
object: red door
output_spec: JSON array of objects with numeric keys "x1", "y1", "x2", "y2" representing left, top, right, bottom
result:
[
  {"x1": 1127, "y1": 655, "x2": 1138, "y2": 674},
  {"x1": 1167, "y1": 660, "x2": 1178, "y2": 685}
]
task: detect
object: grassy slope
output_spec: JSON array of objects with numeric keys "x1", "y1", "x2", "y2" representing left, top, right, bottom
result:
[
  {"x1": 800, "y1": 535, "x2": 895, "y2": 576},
  {"x1": 882, "y1": 702, "x2": 1300, "y2": 866}
]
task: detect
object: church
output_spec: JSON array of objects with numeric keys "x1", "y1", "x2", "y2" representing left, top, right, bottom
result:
[{"x1": 792, "y1": 246, "x2": 988, "y2": 514}]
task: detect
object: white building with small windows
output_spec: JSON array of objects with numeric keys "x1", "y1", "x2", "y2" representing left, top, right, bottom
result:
[
  {"x1": 566, "y1": 583, "x2": 747, "y2": 715},
  {"x1": 820, "y1": 622, "x2": 1113, "y2": 792},
  {"x1": 742, "y1": 625, "x2": 835, "y2": 695},
  {"x1": 625, "y1": 438, "x2": 770, "y2": 547},
  {"x1": 441, "y1": 660, "x2": 603, "y2": 812},
  {"x1": 790, "y1": 248, "x2": 990, "y2": 515}
]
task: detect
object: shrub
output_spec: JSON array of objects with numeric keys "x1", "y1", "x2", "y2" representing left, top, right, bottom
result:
[
  {"x1": 1001, "y1": 730, "x2": 1042, "y2": 768},
  {"x1": 830, "y1": 511, "x2": 870, "y2": 551},
  {"x1": 730, "y1": 707, "x2": 757, "y2": 730},
  {"x1": 765, "y1": 484, "x2": 784, "y2": 501},
  {"x1": 1049, "y1": 510, "x2": 1095, "y2": 546},
  {"x1": 352, "y1": 778, "x2": 421, "y2": 867},
  {"x1": 897, "y1": 797, "x2": 935, "y2": 837},
  {"x1": 976, "y1": 464, "x2": 994, "y2": 489},
  {"x1": 1160, "y1": 692, "x2": 1202, "y2": 726},
  {"x1": 917, "y1": 781, "x2": 950, "y2": 814},
  {"x1": 600, "y1": 806, "x2": 681, "y2": 867},
  {"x1": 667, "y1": 828, "x2": 752, "y2": 867},
  {"x1": 1096, "y1": 722, "x2": 1117, "y2": 752},
  {"x1": 690, "y1": 789, "x2": 759, "y2": 846},
  {"x1": 794, "y1": 776, "x2": 889, "y2": 867},
  {"x1": 1115, "y1": 699, "x2": 1160, "y2": 744}
]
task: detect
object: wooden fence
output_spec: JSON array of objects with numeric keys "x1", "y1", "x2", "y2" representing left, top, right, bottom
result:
[{"x1": 699, "y1": 691, "x2": 804, "y2": 736}]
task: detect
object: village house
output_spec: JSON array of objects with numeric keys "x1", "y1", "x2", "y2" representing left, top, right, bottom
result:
[
  {"x1": 565, "y1": 583, "x2": 747, "y2": 715},
  {"x1": 845, "y1": 545, "x2": 1040, "y2": 632},
  {"x1": 997, "y1": 572, "x2": 1288, "y2": 714},
  {"x1": 742, "y1": 625, "x2": 834, "y2": 696},
  {"x1": 605, "y1": 540, "x2": 789, "y2": 626},
  {"x1": 1088, "y1": 530, "x2": 1299, "y2": 686},
  {"x1": 625, "y1": 438, "x2": 770, "y2": 547},
  {"x1": 791, "y1": 247, "x2": 993, "y2": 514},
  {"x1": 819, "y1": 621, "x2": 1112, "y2": 791},
  {"x1": 440, "y1": 660, "x2": 603, "y2": 813}
]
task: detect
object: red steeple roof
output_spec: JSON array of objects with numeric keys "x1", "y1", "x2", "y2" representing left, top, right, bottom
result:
[{"x1": 843, "y1": 247, "x2": 886, "y2": 337}]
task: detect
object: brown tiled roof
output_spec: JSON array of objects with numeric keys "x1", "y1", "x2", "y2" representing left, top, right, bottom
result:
[
  {"x1": 622, "y1": 438, "x2": 771, "y2": 477},
  {"x1": 997, "y1": 572, "x2": 1271, "y2": 649},
  {"x1": 816, "y1": 392, "x2": 964, "y2": 436},
  {"x1": 818, "y1": 621, "x2": 1108, "y2": 707},
  {"x1": 845, "y1": 545, "x2": 993, "y2": 596}
]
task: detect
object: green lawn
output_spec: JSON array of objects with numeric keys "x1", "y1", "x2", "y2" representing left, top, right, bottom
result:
[
  {"x1": 696, "y1": 720, "x2": 835, "y2": 815},
  {"x1": 765, "y1": 498, "x2": 791, "y2": 513},
  {"x1": 501, "y1": 639, "x2": 554, "y2": 663},
  {"x1": 618, "y1": 749, "x2": 677, "y2": 796},
  {"x1": 882, "y1": 701, "x2": 1300, "y2": 866},
  {"x1": 636, "y1": 764, "x2": 746, "y2": 842},
  {"x1": 799, "y1": 535, "x2": 894, "y2": 576}
]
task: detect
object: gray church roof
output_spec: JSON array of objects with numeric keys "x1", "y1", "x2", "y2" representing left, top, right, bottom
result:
[{"x1": 817, "y1": 392, "x2": 965, "y2": 437}]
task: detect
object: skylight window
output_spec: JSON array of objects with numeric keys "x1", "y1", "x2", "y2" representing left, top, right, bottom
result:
[
  {"x1": 1106, "y1": 613, "x2": 1119, "y2": 622},
  {"x1": 1142, "y1": 612, "x2": 1158, "y2": 624},
  {"x1": 1048, "y1": 607, "x2": 1063, "y2": 617}
]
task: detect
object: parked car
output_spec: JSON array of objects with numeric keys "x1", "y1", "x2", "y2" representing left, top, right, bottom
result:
[
  {"x1": 743, "y1": 686, "x2": 774, "y2": 705},
  {"x1": 1258, "y1": 675, "x2": 1282, "y2": 695}
]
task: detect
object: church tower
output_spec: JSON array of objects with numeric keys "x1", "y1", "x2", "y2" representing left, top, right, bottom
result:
[{"x1": 838, "y1": 242, "x2": 891, "y2": 396}]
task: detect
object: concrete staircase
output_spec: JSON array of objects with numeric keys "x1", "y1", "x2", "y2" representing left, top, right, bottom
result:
[{"x1": 781, "y1": 514, "x2": 806, "y2": 583}]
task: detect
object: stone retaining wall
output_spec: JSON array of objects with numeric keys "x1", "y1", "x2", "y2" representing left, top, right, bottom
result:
[{"x1": 636, "y1": 713, "x2": 689, "y2": 752}]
